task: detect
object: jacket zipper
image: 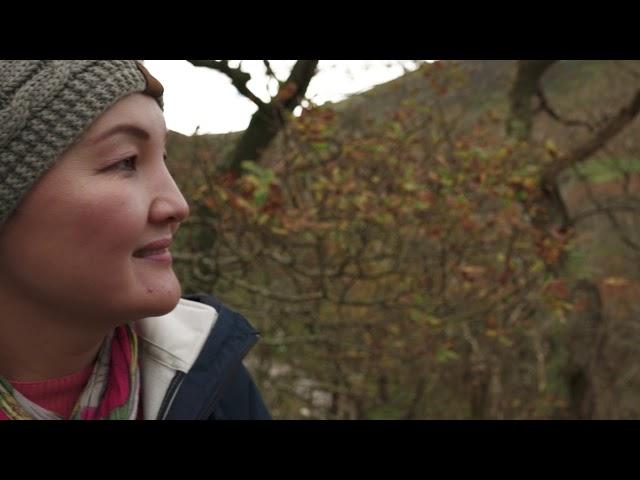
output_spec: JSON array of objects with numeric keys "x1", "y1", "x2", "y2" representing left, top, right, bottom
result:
[
  {"x1": 197, "y1": 335, "x2": 259, "y2": 420},
  {"x1": 156, "y1": 371, "x2": 186, "y2": 420}
]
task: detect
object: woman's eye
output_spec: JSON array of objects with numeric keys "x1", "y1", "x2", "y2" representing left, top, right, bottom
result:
[{"x1": 110, "y1": 155, "x2": 137, "y2": 172}]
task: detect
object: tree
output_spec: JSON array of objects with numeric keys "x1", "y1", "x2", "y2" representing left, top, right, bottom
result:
[
  {"x1": 173, "y1": 62, "x2": 572, "y2": 418},
  {"x1": 506, "y1": 60, "x2": 640, "y2": 418},
  {"x1": 169, "y1": 60, "x2": 640, "y2": 418},
  {"x1": 187, "y1": 60, "x2": 319, "y2": 177}
]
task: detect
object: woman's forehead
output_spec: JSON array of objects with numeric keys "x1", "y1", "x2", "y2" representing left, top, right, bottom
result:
[{"x1": 81, "y1": 94, "x2": 167, "y2": 145}]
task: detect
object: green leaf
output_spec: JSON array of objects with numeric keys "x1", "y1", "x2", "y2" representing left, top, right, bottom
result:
[
  {"x1": 436, "y1": 348, "x2": 459, "y2": 364},
  {"x1": 312, "y1": 142, "x2": 330, "y2": 152},
  {"x1": 254, "y1": 188, "x2": 269, "y2": 208},
  {"x1": 241, "y1": 160, "x2": 263, "y2": 175}
]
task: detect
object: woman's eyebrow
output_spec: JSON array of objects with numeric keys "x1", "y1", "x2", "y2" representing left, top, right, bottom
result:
[{"x1": 88, "y1": 124, "x2": 167, "y2": 145}]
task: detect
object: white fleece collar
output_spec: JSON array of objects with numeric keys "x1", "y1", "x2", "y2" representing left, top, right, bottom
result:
[{"x1": 134, "y1": 297, "x2": 219, "y2": 419}]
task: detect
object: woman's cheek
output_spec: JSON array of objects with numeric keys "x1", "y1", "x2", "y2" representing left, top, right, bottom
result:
[{"x1": 67, "y1": 187, "x2": 144, "y2": 256}]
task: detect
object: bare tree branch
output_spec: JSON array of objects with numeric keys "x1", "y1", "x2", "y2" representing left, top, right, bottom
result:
[
  {"x1": 535, "y1": 85, "x2": 595, "y2": 132},
  {"x1": 224, "y1": 275, "x2": 324, "y2": 303},
  {"x1": 228, "y1": 60, "x2": 319, "y2": 175},
  {"x1": 188, "y1": 60, "x2": 319, "y2": 175},
  {"x1": 542, "y1": 89, "x2": 640, "y2": 187},
  {"x1": 263, "y1": 60, "x2": 282, "y2": 85},
  {"x1": 188, "y1": 59, "x2": 267, "y2": 109},
  {"x1": 571, "y1": 203, "x2": 640, "y2": 225},
  {"x1": 569, "y1": 163, "x2": 640, "y2": 252}
]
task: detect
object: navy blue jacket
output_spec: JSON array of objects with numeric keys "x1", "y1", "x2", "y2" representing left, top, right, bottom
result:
[{"x1": 159, "y1": 293, "x2": 271, "y2": 420}]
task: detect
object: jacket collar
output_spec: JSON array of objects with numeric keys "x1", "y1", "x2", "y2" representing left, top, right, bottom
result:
[
  {"x1": 135, "y1": 297, "x2": 219, "y2": 419},
  {"x1": 134, "y1": 294, "x2": 260, "y2": 419},
  {"x1": 161, "y1": 297, "x2": 260, "y2": 420}
]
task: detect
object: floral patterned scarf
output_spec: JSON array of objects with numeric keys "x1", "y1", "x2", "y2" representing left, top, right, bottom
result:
[{"x1": 0, "y1": 324, "x2": 140, "y2": 420}]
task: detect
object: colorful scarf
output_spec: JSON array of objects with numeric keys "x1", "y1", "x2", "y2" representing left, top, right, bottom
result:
[{"x1": 0, "y1": 324, "x2": 140, "y2": 420}]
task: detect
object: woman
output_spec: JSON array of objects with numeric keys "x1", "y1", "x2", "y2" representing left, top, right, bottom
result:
[{"x1": 0, "y1": 60, "x2": 271, "y2": 420}]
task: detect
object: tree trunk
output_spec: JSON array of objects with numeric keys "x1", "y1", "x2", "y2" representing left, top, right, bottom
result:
[
  {"x1": 226, "y1": 60, "x2": 319, "y2": 175},
  {"x1": 564, "y1": 279, "x2": 604, "y2": 419},
  {"x1": 505, "y1": 61, "x2": 640, "y2": 419},
  {"x1": 506, "y1": 60, "x2": 556, "y2": 141}
]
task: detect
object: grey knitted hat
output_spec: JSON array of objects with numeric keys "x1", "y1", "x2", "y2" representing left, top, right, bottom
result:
[{"x1": 0, "y1": 60, "x2": 165, "y2": 228}]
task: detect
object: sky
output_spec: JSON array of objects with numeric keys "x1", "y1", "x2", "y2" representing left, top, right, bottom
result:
[{"x1": 143, "y1": 60, "x2": 429, "y2": 136}]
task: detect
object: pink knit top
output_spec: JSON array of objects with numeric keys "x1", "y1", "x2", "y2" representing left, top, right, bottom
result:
[{"x1": 10, "y1": 364, "x2": 94, "y2": 419}]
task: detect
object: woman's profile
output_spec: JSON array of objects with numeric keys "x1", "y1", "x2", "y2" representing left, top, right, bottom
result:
[{"x1": 0, "y1": 60, "x2": 271, "y2": 420}]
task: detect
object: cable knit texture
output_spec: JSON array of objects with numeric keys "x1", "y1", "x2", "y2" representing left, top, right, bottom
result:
[{"x1": 0, "y1": 60, "x2": 163, "y2": 227}]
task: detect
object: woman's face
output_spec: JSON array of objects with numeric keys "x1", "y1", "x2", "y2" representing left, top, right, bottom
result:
[{"x1": 0, "y1": 93, "x2": 190, "y2": 329}]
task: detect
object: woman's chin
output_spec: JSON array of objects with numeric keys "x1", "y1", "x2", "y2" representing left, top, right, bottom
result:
[{"x1": 137, "y1": 280, "x2": 182, "y2": 316}]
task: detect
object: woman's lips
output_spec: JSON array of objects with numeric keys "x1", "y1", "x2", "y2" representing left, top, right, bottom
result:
[{"x1": 133, "y1": 247, "x2": 172, "y2": 264}]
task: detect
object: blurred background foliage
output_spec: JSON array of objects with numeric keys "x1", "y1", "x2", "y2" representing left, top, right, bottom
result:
[{"x1": 165, "y1": 60, "x2": 640, "y2": 419}]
